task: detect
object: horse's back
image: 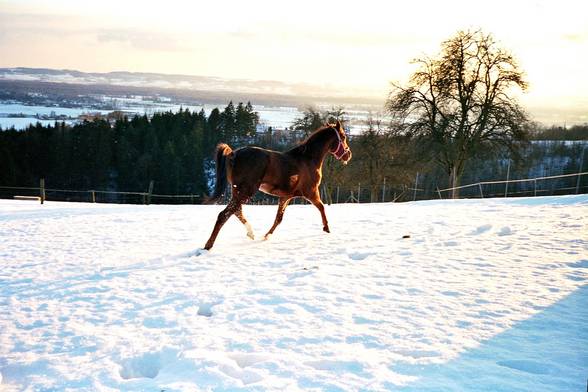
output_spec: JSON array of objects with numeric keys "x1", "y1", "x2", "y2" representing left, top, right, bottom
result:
[{"x1": 227, "y1": 146, "x2": 271, "y2": 188}]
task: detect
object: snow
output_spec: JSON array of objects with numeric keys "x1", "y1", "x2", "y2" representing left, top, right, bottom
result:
[
  {"x1": 0, "y1": 117, "x2": 70, "y2": 130},
  {"x1": 0, "y1": 102, "x2": 303, "y2": 131},
  {"x1": 0, "y1": 195, "x2": 586, "y2": 391}
]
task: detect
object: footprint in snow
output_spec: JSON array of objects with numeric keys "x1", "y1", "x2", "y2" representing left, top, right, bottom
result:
[
  {"x1": 471, "y1": 224, "x2": 492, "y2": 235},
  {"x1": 347, "y1": 251, "x2": 375, "y2": 261},
  {"x1": 443, "y1": 241, "x2": 459, "y2": 247},
  {"x1": 197, "y1": 303, "x2": 215, "y2": 317},
  {"x1": 497, "y1": 226, "x2": 513, "y2": 236},
  {"x1": 287, "y1": 267, "x2": 318, "y2": 281},
  {"x1": 119, "y1": 348, "x2": 179, "y2": 380},
  {"x1": 229, "y1": 353, "x2": 271, "y2": 368}
]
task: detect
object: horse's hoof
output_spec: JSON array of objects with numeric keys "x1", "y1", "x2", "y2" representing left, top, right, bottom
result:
[
  {"x1": 247, "y1": 232, "x2": 255, "y2": 240},
  {"x1": 204, "y1": 242, "x2": 213, "y2": 250},
  {"x1": 263, "y1": 233, "x2": 271, "y2": 241},
  {"x1": 323, "y1": 226, "x2": 330, "y2": 233}
]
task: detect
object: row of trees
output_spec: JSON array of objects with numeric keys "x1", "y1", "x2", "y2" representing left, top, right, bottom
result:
[
  {"x1": 0, "y1": 102, "x2": 259, "y2": 196},
  {"x1": 530, "y1": 124, "x2": 588, "y2": 140}
]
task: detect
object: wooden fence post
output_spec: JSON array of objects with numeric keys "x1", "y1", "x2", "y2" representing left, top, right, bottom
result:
[
  {"x1": 147, "y1": 180, "x2": 154, "y2": 205},
  {"x1": 478, "y1": 183, "x2": 484, "y2": 198},
  {"x1": 91, "y1": 190, "x2": 96, "y2": 203},
  {"x1": 39, "y1": 178, "x2": 45, "y2": 204},
  {"x1": 413, "y1": 172, "x2": 419, "y2": 201},
  {"x1": 576, "y1": 146, "x2": 587, "y2": 194},
  {"x1": 504, "y1": 161, "x2": 510, "y2": 198},
  {"x1": 382, "y1": 177, "x2": 386, "y2": 202}
]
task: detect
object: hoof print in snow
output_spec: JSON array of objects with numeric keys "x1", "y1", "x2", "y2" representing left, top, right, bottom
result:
[
  {"x1": 471, "y1": 224, "x2": 492, "y2": 235},
  {"x1": 192, "y1": 249, "x2": 208, "y2": 257},
  {"x1": 348, "y1": 251, "x2": 374, "y2": 261},
  {"x1": 197, "y1": 303, "x2": 214, "y2": 317},
  {"x1": 119, "y1": 349, "x2": 178, "y2": 380},
  {"x1": 497, "y1": 226, "x2": 513, "y2": 236}
]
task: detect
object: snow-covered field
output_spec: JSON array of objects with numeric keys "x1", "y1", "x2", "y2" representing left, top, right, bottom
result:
[{"x1": 0, "y1": 196, "x2": 586, "y2": 391}]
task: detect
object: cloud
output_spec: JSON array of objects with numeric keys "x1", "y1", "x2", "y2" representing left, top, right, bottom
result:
[{"x1": 96, "y1": 29, "x2": 191, "y2": 52}]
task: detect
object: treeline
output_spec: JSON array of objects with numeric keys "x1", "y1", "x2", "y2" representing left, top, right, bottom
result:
[
  {"x1": 0, "y1": 102, "x2": 259, "y2": 196},
  {"x1": 1, "y1": 104, "x2": 586, "y2": 203},
  {"x1": 530, "y1": 124, "x2": 588, "y2": 140}
]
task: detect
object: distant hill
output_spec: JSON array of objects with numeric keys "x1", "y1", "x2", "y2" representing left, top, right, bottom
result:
[{"x1": 0, "y1": 67, "x2": 383, "y2": 108}]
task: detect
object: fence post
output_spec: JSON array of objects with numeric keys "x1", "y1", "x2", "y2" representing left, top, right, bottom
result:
[
  {"x1": 478, "y1": 183, "x2": 484, "y2": 198},
  {"x1": 534, "y1": 179, "x2": 537, "y2": 197},
  {"x1": 336, "y1": 186, "x2": 340, "y2": 204},
  {"x1": 147, "y1": 180, "x2": 154, "y2": 205},
  {"x1": 576, "y1": 146, "x2": 587, "y2": 194},
  {"x1": 91, "y1": 190, "x2": 96, "y2": 203},
  {"x1": 505, "y1": 161, "x2": 510, "y2": 198},
  {"x1": 382, "y1": 177, "x2": 386, "y2": 203},
  {"x1": 413, "y1": 172, "x2": 419, "y2": 201},
  {"x1": 357, "y1": 183, "x2": 361, "y2": 203},
  {"x1": 39, "y1": 178, "x2": 45, "y2": 204},
  {"x1": 437, "y1": 187, "x2": 442, "y2": 199},
  {"x1": 451, "y1": 166, "x2": 458, "y2": 199}
]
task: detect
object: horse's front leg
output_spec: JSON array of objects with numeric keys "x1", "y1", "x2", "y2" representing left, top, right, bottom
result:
[
  {"x1": 264, "y1": 197, "x2": 291, "y2": 239},
  {"x1": 306, "y1": 191, "x2": 330, "y2": 233},
  {"x1": 204, "y1": 196, "x2": 241, "y2": 250}
]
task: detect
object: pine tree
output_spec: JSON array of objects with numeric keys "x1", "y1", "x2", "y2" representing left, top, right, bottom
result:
[{"x1": 220, "y1": 101, "x2": 236, "y2": 141}]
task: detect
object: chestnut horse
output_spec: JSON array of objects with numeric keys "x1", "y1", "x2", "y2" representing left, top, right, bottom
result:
[{"x1": 204, "y1": 121, "x2": 352, "y2": 250}]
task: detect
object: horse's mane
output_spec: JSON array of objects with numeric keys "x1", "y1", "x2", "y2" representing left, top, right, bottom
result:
[{"x1": 289, "y1": 125, "x2": 335, "y2": 154}]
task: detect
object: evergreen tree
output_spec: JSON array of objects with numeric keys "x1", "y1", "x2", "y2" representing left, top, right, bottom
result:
[{"x1": 220, "y1": 101, "x2": 236, "y2": 141}]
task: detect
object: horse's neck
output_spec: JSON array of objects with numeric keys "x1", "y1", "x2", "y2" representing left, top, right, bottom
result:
[{"x1": 300, "y1": 130, "x2": 332, "y2": 164}]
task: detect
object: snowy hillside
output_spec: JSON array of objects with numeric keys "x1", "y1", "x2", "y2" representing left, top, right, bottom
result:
[{"x1": 0, "y1": 196, "x2": 586, "y2": 391}]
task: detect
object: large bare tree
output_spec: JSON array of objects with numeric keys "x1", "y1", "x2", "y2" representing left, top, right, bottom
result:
[{"x1": 386, "y1": 30, "x2": 529, "y2": 197}]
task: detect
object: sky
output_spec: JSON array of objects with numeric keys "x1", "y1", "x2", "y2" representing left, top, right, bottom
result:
[{"x1": 0, "y1": 0, "x2": 587, "y2": 121}]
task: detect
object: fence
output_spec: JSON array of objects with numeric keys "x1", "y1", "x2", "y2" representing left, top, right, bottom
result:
[
  {"x1": 1, "y1": 172, "x2": 587, "y2": 205},
  {"x1": 0, "y1": 180, "x2": 203, "y2": 205},
  {"x1": 436, "y1": 171, "x2": 588, "y2": 200}
]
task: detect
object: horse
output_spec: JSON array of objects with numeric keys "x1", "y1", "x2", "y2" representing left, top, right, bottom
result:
[{"x1": 203, "y1": 120, "x2": 352, "y2": 250}]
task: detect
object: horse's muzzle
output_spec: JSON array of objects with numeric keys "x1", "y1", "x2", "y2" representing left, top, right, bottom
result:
[{"x1": 341, "y1": 150, "x2": 352, "y2": 164}]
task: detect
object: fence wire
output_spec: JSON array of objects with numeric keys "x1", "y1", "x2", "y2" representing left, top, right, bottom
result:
[{"x1": 1, "y1": 171, "x2": 587, "y2": 205}]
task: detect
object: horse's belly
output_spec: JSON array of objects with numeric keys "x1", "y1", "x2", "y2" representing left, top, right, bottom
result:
[
  {"x1": 259, "y1": 183, "x2": 288, "y2": 197},
  {"x1": 259, "y1": 174, "x2": 299, "y2": 197}
]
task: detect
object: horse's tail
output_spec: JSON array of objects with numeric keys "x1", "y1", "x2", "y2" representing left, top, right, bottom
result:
[{"x1": 205, "y1": 143, "x2": 233, "y2": 204}]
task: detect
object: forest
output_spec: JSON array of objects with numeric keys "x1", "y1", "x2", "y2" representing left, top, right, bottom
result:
[{"x1": 0, "y1": 102, "x2": 260, "y2": 199}]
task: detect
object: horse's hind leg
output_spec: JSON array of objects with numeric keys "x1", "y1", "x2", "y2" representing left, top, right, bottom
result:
[
  {"x1": 264, "y1": 197, "x2": 291, "y2": 240},
  {"x1": 306, "y1": 191, "x2": 330, "y2": 233},
  {"x1": 204, "y1": 195, "x2": 242, "y2": 250},
  {"x1": 235, "y1": 205, "x2": 255, "y2": 240}
]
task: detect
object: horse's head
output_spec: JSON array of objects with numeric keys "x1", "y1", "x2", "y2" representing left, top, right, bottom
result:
[{"x1": 329, "y1": 120, "x2": 352, "y2": 164}]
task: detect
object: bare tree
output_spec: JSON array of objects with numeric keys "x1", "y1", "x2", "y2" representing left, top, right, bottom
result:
[
  {"x1": 386, "y1": 30, "x2": 529, "y2": 197},
  {"x1": 292, "y1": 106, "x2": 325, "y2": 139}
]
